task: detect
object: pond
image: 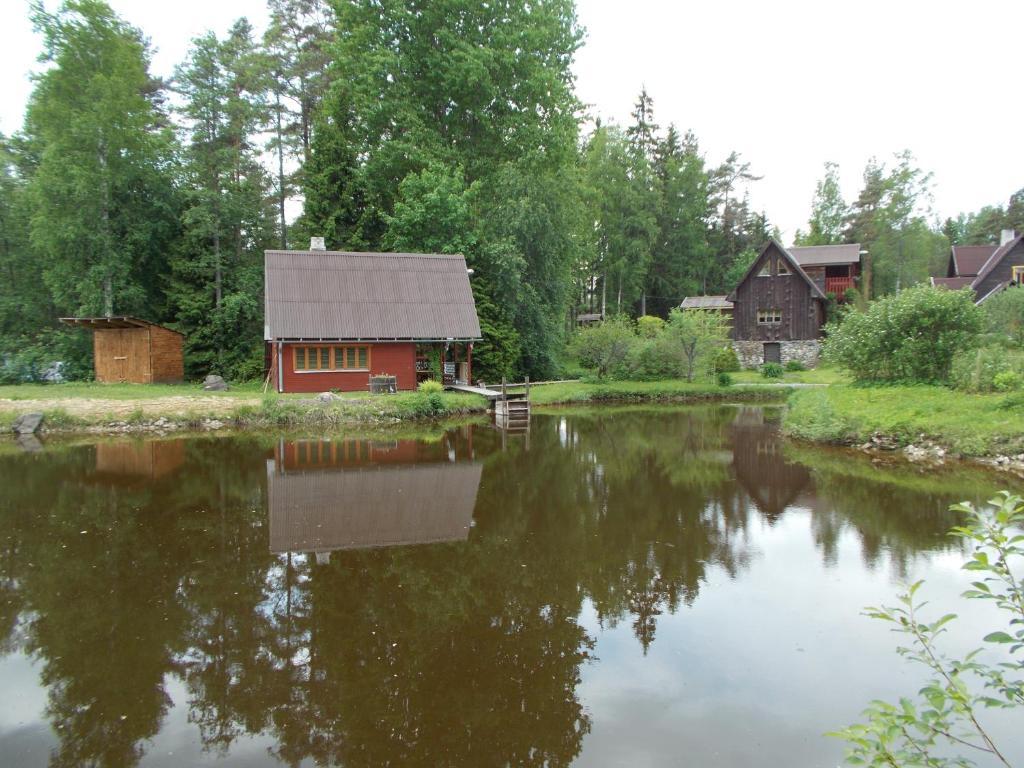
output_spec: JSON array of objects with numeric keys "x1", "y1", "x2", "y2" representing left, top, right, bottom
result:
[{"x1": 0, "y1": 405, "x2": 1020, "y2": 767}]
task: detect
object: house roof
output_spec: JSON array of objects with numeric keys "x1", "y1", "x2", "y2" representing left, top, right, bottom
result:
[
  {"x1": 930, "y1": 276, "x2": 974, "y2": 290},
  {"x1": 787, "y1": 243, "x2": 861, "y2": 267},
  {"x1": 268, "y1": 462, "x2": 482, "y2": 554},
  {"x1": 971, "y1": 234, "x2": 1024, "y2": 291},
  {"x1": 975, "y1": 281, "x2": 1010, "y2": 305},
  {"x1": 727, "y1": 239, "x2": 827, "y2": 302},
  {"x1": 59, "y1": 316, "x2": 183, "y2": 335},
  {"x1": 264, "y1": 250, "x2": 482, "y2": 341},
  {"x1": 680, "y1": 295, "x2": 734, "y2": 310},
  {"x1": 951, "y1": 245, "x2": 998, "y2": 277}
]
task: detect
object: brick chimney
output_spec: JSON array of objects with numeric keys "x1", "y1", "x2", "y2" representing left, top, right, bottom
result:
[
  {"x1": 1001, "y1": 229, "x2": 1016, "y2": 246},
  {"x1": 309, "y1": 236, "x2": 326, "y2": 251}
]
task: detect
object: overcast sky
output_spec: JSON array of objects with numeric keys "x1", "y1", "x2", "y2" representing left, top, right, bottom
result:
[{"x1": 2, "y1": 0, "x2": 1021, "y2": 241}]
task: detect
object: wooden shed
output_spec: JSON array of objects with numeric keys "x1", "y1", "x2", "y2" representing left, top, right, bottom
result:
[{"x1": 60, "y1": 316, "x2": 184, "y2": 384}]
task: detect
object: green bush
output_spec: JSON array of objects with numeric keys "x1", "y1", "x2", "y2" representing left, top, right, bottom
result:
[
  {"x1": 631, "y1": 336, "x2": 679, "y2": 379},
  {"x1": 761, "y1": 362, "x2": 784, "y2": 378},
  {"x1": 784, "y1": 360, "x2": 806, "y2": 372},
  {"x1": 717, "y1": 371, "x2": 733, "y2": 387},
  {"x1": 950, "y1": 345, "x2": 1024, "y2": 393},
  {"x1": 712, "y1": 346, "x2": 741, "y2": 373},
  {"x1": 982, "y1": 284, "x2": 1024, "y2": 347},
  {"x1": 570, "y1": 316, "x2": 636, "y2": 379},
  {"x1": 822, "y1": 284, "x2": 983, "y2": 383},
  {"x1": 636, "y1": 315, "x2": 666, "y2": 338},
  {"x1": 993, "y1": 370, "x2": 1024, "y2": 391},
  {"x1": 417, "y1": 379, "x2": 444, "y2": 393}
]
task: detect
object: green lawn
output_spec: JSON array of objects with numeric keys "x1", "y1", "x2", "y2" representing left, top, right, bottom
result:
[
  {"x1": 784, "y1": 384, "x2": 1024, "y2": 457},
  {"x1": 0, "y1": 381, "x2": 268, "y2": 400},
  {"x1": 527, "y1": 378, "x2": 791, "y2": 405},
  {"x1": 730, "y1": 366, "x2": 848, "y2": 386}
]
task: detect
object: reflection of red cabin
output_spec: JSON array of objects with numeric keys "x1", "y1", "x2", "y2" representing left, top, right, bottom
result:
[
  {"x1": 263, "y1": 247, "x2": 481, "y2": 393},
  {"x1": 268, "y1": 431, "x2": 481, "y2": 557}
]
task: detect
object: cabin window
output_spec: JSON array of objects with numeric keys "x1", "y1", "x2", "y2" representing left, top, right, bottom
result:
[
  {"x1": 1013, "y1": 266, "x2": 1024, "y2": 286},
  {"x1": 293, "y1": 345, "x2": 371, "y2": 372},
  {"x1": 758, "y1": 261, "x2": 772, "y2": 277},
  {"x1": 757, "y1": 308, "x2": 782, "y2": 325},
  {"x1": 777, "y1": 260, "x2": 791, "y2": 276}
]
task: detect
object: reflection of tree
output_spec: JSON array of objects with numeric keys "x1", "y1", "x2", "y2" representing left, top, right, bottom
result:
[{"x1": 0, "y1": 412, "x2": 1007, "y2": 766}]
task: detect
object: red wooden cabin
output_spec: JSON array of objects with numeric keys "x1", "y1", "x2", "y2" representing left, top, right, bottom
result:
[{"x1": 264, "y1": 246, "x2": 481, "y2": 393}]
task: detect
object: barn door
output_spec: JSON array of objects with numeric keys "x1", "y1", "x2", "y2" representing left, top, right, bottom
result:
[
  {"x1": 763, "y1": 343, "x2": 781, "y2": 364},
  {"x1": 113, "y1": 332, "x2": 129, "y2": 382}
]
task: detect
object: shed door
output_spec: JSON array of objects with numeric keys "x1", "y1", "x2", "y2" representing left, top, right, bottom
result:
[{"x1": 763, "y1": 343, "x2": 781, "y2": 364}]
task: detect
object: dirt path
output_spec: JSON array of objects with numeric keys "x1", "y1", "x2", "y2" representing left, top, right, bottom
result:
[{"x1": 0, "y1": 396, "x2": 259, "y2": 420}]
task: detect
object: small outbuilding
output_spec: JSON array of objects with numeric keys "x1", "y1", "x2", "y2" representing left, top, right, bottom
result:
[{"x1": 59, "y1": 316, "x2": 184, "y2": 384}]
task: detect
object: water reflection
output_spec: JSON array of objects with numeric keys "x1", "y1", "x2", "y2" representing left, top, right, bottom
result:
[{"x1": 0, "y1": 408, "x2": 1013, "y2": 767}]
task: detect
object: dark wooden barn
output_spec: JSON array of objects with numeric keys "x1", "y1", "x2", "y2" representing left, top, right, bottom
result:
[
  {"x1": 60, "y1": 316, "x2": 184, "y2": 384},
  {"x1": 726, "y1": 239, "x2": 828, "y2": 367}
]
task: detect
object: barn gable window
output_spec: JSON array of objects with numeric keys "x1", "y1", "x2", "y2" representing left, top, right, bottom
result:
[
  {"x1": 777, "y1": 260, "x2": 791, "y2": 275},
  {"x1": 757, "y1": 308, "x2": 782, "y2": 325},
  {"x1": 758, "y1": 261, "x2": 772, "y2": 277},
  {"x1": 294, "y1": 345, "x2": 371, "y2": 372}
]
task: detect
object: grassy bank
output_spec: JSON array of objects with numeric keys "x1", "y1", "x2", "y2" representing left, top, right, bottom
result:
[
  {"x1": 784, "y1": 385, "x2": 1024, "y2": 457},
  {"x1": 1, "y1": 378, "x2": 798, "y2": 434}
]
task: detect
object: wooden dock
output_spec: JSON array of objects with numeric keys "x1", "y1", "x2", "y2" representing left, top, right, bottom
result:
[{"x1": 447, "y1": 377, "x2": 531, "y2": 430}]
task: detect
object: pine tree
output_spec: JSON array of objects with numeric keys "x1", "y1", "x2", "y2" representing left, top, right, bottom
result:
[
  {"x1": 170, "y1": 19, "x2": 277, "y2": 377},
  {"x1": 795, "y1": 161, "x2": 847, "y2": 246}
]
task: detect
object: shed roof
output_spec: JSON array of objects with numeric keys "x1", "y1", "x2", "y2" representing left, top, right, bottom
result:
[
  {"x1": 680, "y1": 295, "x2": 734, "y2": 310},
  {"x1": 951, "y1": 245, "x2": 998, "y2": 277},
  {"x1": 59, "y1": 316, "x2": 183, "y2": 335},
  {"x1": 264, "y1": 250, "x2": 482, "y2": 341},
  {"x1": 930, "y1": 276, "x2": 974, "y2": 290},
  {"x1": 787, "y1": 244, "x2": 861, "y2": 266}
]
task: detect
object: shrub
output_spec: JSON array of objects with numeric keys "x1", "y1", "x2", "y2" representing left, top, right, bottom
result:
[
  {"x1": 982, "y1": 284, "x2": 1024, "y2": 347},
  {"x1": 822, "y1": 284, "x2": 983, "y2": 383},
  {"x1": 636, "y1": 315, "x2": 666, "y2": 338},
  {"x1": 784, "y1": 360, "x2": 806, "y2": 372},
  {"x1": 950, "y1": 345, "x2": 1024, "y2": 393},
  {"x1": 570, "y1": 316, "x2": 636, "y2": 379},
  {"x1": 993, "y1": 370, "x2": 1024, "y2": 391},
  {"x1": 717, "y1": 371, "x2": 733, "y2": 387},
  {"x1": 417, "y1": 379, "x2": 444, "y2": 394},
  {"x1": 631, "y1": 335, "x2": 680, "y2": 379},
  {"x1": 761, "y1": 362, "x2": 784, "y2": 378},
  {"x1": 712, "y1": 346, "x2": 741, "y2": 373},
  {"x1": 662, "y1": 309, "x2": 731, "y2": 382}
]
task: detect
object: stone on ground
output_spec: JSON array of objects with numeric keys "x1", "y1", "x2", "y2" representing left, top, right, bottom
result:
[
  {"x1": 12, "y1": 413, "x2": 44, "y2": 434},
  {"x1": 202, "y1": 374, "x2": 229, "y2": 391}
]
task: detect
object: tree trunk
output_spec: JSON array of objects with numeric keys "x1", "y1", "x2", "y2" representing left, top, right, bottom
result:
[
  {"x1": 275, "y1": 88, "x2": 288, "y2": 248},
  {"x1": 98, "y1": 140, "x2": 113, "y2": 316},
  {"x1": 601, "y1": 274, "x2": 607, "y2": 319},
  {"x1": 616, "y1": 274, "x2": 622, "y2": 313},
  {"x1": 641, "y1": 290, "x2": 646, "y2": 317}
]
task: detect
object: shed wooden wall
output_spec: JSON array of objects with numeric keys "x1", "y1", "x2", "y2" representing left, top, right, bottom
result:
[
  {"x1": 975, "y1": 240, "x2": 1024, "y2": 300},
  {"x1": 731, "y1": 243, "x2": 822, "y2": 341},
  {"x1": 93, "y1": 327, "x2": 152, "y2": 383},
  {"x1": 92, "y1": 326, "x2": 183, "y2": 383},
  {"x1": 149, "y1": 326, "x2": 184, "y2": 383}
]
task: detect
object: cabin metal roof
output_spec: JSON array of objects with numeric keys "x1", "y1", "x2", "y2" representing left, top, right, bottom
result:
[
  {"x1": 680, "y1": 295, "x2": 734, "y2": 310},
  {"x1": 787, "y1": 244, "x2": 861, "y2": 267},
  {"x1": 264, "y1": 250, "x2": 482, "y2": 341},
  {"x1": 970, "y1": 234, "x2": 1024, "y2": 290}
]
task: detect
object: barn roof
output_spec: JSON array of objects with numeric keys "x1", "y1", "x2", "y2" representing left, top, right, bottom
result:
[
  {"x1": 59, "y1": 316, "x2": 183, "y2": 335},
  {"x1": 268, "y1": 462, "x2": 482, "y2": 554},
  {"x1": 680, "y1": 295, "x2": 734, "y2": 310},
  {"x1": 970, "y1": 234, "x2": 1024, "y2": 291},
  {"x1": 264, "y1": 250, "x2": 482, "y2": 341},
  {"x1": 727, "y1": 239, "x2": 827, "y2": 301},
  {"x1": 951, "y1": 245, "x2": 997, "y2": 277},
  {"x1": 787, "y1": 243, "x2": 861, "y2": 267}
]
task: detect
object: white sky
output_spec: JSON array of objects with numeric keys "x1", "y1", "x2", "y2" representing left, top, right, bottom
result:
[{"x1": 2, "y1": 0, "x2": 1021, "y2": 240}]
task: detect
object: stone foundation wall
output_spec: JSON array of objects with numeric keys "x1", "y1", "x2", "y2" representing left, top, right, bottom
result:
[{"x1": 732, "y1": 340, "x2": 820, "y2": 369}]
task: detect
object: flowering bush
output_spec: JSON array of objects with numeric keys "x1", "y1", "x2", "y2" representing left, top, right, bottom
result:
[{"x1": 822, "y1": 285, "x2": 983, "y2": 383}]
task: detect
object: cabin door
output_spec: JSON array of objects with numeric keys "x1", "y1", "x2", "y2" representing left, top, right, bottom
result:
[{"x1": 763, "y1": 343, "x2": 781, "y2": 364}]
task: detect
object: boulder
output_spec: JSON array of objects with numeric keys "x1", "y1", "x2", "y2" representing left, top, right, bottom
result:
[
  {"x1": 12, "y1": 413, "x2": 44, "y2": 435},
  {"x1": 203, "y1": 374, "x2": 229, "y2": 391},
  {"x1": 316, "y1": 391, "x2": 339, "y2": 403}
]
